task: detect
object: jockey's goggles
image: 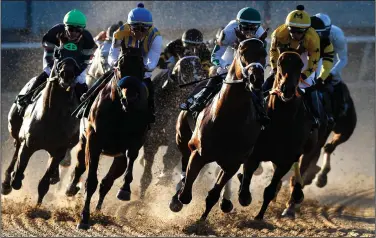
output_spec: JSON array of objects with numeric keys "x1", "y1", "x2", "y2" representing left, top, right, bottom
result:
[
  {"x1": 182, "y1": 41, "x2": 201, "y2": 48},
  {"x1": 239, "y1": 23, "x2": 259, "y2": 33},
  {"x1": 65, "y1": 25, "x2": 84, "y2": 33},
  {"x1": 130, "y1": 24, "x2": 150, "y2": 33},
  {"x1": 288, "y1": 27, "x2": 307, "y2": 34}
]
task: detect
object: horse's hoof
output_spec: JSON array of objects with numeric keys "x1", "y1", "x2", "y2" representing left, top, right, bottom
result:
[
  {"x1": 238, "y1": 192, "x2": 252, "y2": 207},
  {"x1": 178, "y1": 193, "x2": 192, "y2": 205},
  {"x1": 65, "y1": 186, "x2": 80, "y2": 197},
  {"x1": 11, "y1": 179, "x2": 22, "y2": 190},
  {"x1": 254, "y1": 214, "x2": 264, "y2": 221},
  {"x1": 281, "y1": 207, "x2": 296, "y2": 219},
  {"x1": 50, "y1": 176, "x2": 60, "y2": 185},
  {"x1": 117, "y1": 189, "x2": 131, "y2": 201},
  {"x1": 220, "y1": 199, "x2": 233, "y2": 213},
  {"x1": 169, "y1": 196, "x2": 183, "y2": 213},
  {"x1": 95, "y1": 206, "x2": 102, "y2": 212},
  {"x1": 1, "y1": 184, "x2": 12, "y2": 195},
  {"x1": 77, "y1": 222, "x2": 90, "y2": 230},
  {"x1": 316, "y1": 174, "x2": 328, "y2": 188}
]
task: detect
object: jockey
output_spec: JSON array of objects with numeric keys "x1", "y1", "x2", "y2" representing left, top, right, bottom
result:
[
  {"x1": 181, "y1": 7, "x2": 270, "y2": 126},
  {"x1": 17, "y1": 9, "x2": 95, "y2": 108},
  {"x1": 92, "y1": 21, "x2": 123, "y2": 72},
  {"x1": 158, "y1": 28, "x2": 212, "y2": 75},
  {"x1": 315, "y1": 13, "x2": 349, "y2": 117},
  {"x1": 108, "y1": 3, "x2": 162, "y2": 123},
  {"x1": 310, "y1": 16, "x2": 335, "y2": 125},
  {"x1": 265, "y1": 5, "x2": 321, "y2": 127}
]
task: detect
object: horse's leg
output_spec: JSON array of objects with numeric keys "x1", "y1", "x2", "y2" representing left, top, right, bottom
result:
[
  {"x1": 216, "y1": 165, "x2": 234, "y2": 213},
  {"x1": 169, "y1": 112, "x2": 193, "y2": 212},
  {"x1": 317, "y1": 131, "x2": 352, "y2": 188},
  {"x1": 271, "y1": 163, "x2": 283, "y2": 203},
  {"x1": 1, "y1": 140, "x2": 21, "y2": 195},
  {"x1": 139, "y1": 141, "x2": 155, "y2": 200},
  {"x1": 238, "y1": 158, "x2": 261, "y2": 207},
  {"x1": 66, "y1": 136, "x2": 86, "y2": 197},
  {"x1": 178, "y1": 150, "x2": 206, "y2": 205},
  {"x1": 300, "y1": 148, "x2": 321, "y2": 186},
  {"x1": 255, "y1": 163, "x2": 291, "y2": 220},
  {"x1": 117, "y1": 149, "x2": 140, "y2": 201},
  {"x1": 10, "y1": 142, "x2": 35, "y2": 190},
  {"x1": 37, "y1": 149, "x2": 66, "y2": 205},
  {"x1": 201, "y1": 166, "x2": 239, "y2": 221},
  {"x1": 96, "y1": 155, "x2": 127, "y2": 210},
  {"x1": 78, "y1": 127, "x2": 101, "y2": 230},
  {"x1": 55, "y1": 147, "x2": 74, "y2": 191},
  {"x1": 282, "y1": 161, "x2": 305, "y2": 218}
]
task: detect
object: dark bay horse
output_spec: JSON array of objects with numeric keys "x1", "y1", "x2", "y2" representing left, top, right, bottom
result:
[
  {"x1": 300, "y1": 81, "x2": 357, "y2": 188},
  {"x1": 1, "y1": 45, "x2": 81, "y2": 205},
  {"x1": 65, "y1": 47, "x2": 149, "y2": 230},
  {"x1": 237, "y1": 51, "x2": 312, "y2": 220},
  {"x1": 138, "y1": 55, "x2": 206, "y2": 198},
  {"x1": 170, "y1": 38, "x2": 267, "y2": 221}
]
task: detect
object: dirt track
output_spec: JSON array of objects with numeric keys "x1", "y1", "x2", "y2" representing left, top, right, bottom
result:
[{"x1": 1, "y1": 81, "x2": 375, "y2": 236}]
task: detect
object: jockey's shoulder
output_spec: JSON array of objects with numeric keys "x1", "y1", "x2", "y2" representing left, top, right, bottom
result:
[
  {"x1": 304, "y1": 27, "x2": 320, "y2": 45},
  {"x1": 272, "y1": 24, "x2": 289, "y2": 39}
]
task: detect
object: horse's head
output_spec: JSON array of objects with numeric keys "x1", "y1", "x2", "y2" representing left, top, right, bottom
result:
[
  {"x1": 272, "y1": 51, "x2": 304, "y2": 102},
  {"x1": 117, "y1": 47, "x2": 145, "y2": 80},
  {"x1": 53, "y1": 42, "x2": 82, "y2": 90},
  {"x1": 171, "y1": 56, "x2": 205, "y2": 85},
  {"x1": 117, "y1": 76, "x2": 148, "y2": 113},
  {"x1": 230, "y1": 38, "x2": 267, "y2": 90}
]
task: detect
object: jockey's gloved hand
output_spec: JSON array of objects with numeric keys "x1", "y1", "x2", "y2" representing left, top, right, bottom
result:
[
  {"x1": 326, "y1": 73, "x2": 333, "y2": 82},
  {"x1": 80, "y1": 93, "x2": 87, "y2": 102}
]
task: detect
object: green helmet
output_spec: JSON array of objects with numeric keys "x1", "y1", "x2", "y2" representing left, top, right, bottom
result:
[
  {"x1": 63, "y1": 9, "x2": 87, "y2": 28},
  {"x1": 236, "y1": 7, "x2": 261, "y2": 25}
]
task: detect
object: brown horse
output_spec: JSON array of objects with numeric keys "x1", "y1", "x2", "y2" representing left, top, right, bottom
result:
[
  {"x1": 237, "y1": 51, "x2": 312, "y2": 220},
  {"x1": 170, "y1": 38, "x2": 267, "y2": 221},
  {"x1": 1, "y1": 45, "x2": 81, "y2": 205},
  {"x1": 299, "y1": 81, "x2": 357, "y2": 188},
  {"x1": 65, "y1": 47, "x2": 149, "y2": 230},
  {"x1": 138, "y1": 55, "x2": 206, "y2": 198}
]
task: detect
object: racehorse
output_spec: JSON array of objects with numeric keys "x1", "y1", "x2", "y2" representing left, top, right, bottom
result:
[
  {"x1": 138, "y1": 55, "x2": 206, "y2": 198},
  {"x1": 65, "y1": 46, "x2": 149, "y2": 230},
  {"x1": 300, "y1": 81, "x2": 357, "y2": 188},
  {"x1": 169, "y1": 38, "x2": 266, "y2": 221},
  {"x1": 1, "y1": 43, "x2": 81, "y2": 205},
  {"x1": 237, "y1": 50, "x2": 313, "y2": 220}
]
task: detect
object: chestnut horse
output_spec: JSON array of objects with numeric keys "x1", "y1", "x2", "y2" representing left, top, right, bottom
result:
[
  {"x1": 169, "y1": 38, "x2": 267, "y2": 221},
  {"x1": 237, "y1": 51, "x2": 315, "y2": 220},
  {"x1": 65, "y1": 47, "x2": 149, "y2": 230}
]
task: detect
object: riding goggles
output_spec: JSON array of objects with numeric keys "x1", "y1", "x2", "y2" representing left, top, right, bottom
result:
[
  {"x1": 65, "y1": 25, "x2": 84, "y2": 33},
  {"x1": 130, "y1": 24, "x2": 151, "y2": 33},
  {"x1": 288, "y1": 27, "x2": 307, "y2": 34},
  {"x1": 239, "y1": 23, "x2": 259, "y2": 34}
]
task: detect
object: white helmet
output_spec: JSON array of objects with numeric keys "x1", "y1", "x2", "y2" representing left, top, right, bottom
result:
[{"x1": 315, "y1": 13, "x2": 331, "y2": 30}]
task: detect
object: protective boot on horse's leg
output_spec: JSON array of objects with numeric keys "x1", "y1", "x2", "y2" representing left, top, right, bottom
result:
[{"x1": 143, "y1": 77, "x2": 156, "y2": 123}]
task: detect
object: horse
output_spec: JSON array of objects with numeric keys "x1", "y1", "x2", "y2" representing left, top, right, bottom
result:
[
  {"x1": 299, "y1": 81, "x2": 357, "y2": 188},
  {"x1": 1, "y1": 44, "x2": 81, "y2": 205},
  {"x1": 237, "y1": 50, "x2": 318, "y2": 220},
  {"x1": 65, "y1": 46, "x2": 149, "y2": 230},
  {"x1": 138, "y1": 54, "x2": 207, "y2": 198},
  {"x1": 169, "y1": 38, "x2": 267, "y2": 221}
]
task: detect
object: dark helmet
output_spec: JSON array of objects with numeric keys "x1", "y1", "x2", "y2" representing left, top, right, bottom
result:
[
  {"x1": 106, "y1": 21, "x2": 123, "y2": 40},
  {"x1": 310, "y1": 16, "x2": 330, "y2": 38},
  {"x1": 182, "y1": 28, "x2": 203, "y2": 47}
]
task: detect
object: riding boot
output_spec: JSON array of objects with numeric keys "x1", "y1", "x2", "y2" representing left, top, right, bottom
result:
[
  {"x1": 75, "y1": 83, "x2": 89, "y2": 102},
  {"x1": 322, "y1": 88, "x2": 335, "y2": 126},
  {"x1": 333, "y1": 83, "x2": 348, "y2": 117},
  {"x1": 181, "y1": 74, "x2": 223, "y2": 112},
  {"x1": 143, "y1": 77, "x2": 155, "y2": 123},
  {"x1": 17, "y1": 71, "x2": 49, "y2": 108},
  {"x1": 303, "y1": 92, "x2": 320, "y2": 128},
  {"x1": 253, "y1": 89, "x2": 271, "y2": 127}
]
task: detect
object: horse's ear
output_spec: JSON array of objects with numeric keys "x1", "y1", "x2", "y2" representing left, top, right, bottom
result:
[{"x1": 259, "y1": 28, "x2": 269, "y2": 42}]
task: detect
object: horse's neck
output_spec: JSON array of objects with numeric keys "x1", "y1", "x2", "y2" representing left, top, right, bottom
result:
[
  {"x1": 270, "y1": 97, "x2": 304, "y2": 123},
  {"x1": 41, "y1": 80, "x2": 75, "y2": 116}
]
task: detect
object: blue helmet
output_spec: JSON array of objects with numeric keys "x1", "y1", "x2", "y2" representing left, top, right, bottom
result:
[{"x1": 127, "y1": 3, "x2": 153, "y2": 26}]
